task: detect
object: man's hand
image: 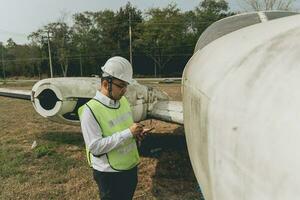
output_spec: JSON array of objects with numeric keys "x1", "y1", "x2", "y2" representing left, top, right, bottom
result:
[
  {"x1": 129, "y1": 123, "x2": 144, "y2": 138},
  {"x1": 130, "y1": 123, "x2": 155, "y2": 144}
]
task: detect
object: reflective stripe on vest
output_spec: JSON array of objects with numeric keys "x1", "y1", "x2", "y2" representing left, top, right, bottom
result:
[{"x1": 78, "y1": 96, "x2": 139, "y2": 170}]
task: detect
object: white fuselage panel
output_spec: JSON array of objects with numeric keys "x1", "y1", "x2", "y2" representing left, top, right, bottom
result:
[{"x1": 183, "y1": 14, "x2": 300, "y2": 200}]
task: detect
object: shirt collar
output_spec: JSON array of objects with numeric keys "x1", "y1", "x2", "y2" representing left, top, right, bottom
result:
[{"x1": 95, "y1": 90, "x2": 120, "y2": 108}]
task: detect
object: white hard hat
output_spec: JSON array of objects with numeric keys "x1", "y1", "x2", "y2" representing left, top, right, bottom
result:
[{"x1": 101, "y1": 56, "x2": 133, "y2": 84}]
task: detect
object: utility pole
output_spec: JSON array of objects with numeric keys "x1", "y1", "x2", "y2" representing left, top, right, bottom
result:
[
  {"x1": 155, "y1": 39, "x2": 159, "y2": 78},
  {"x1": 46, "y1": 30, "x2": 53, "y2": 78},
  {"x1": 154, "y1": 61, "x2": 157, "y2": 78},
  {"x1": 77, "y1": 43, "x2": 83, "y2": 77},
  {"x1": 129, "y1": 11, "x2": 133, "y2": 66},
  {"x1": 1, "y1": 43, "x2": 5, "y2": 84},
  {"x1": 79, "y1": 51, "x2": 83, "y2": 77}
]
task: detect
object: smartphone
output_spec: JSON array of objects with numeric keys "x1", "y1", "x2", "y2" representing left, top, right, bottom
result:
[{"x1": 142, "y1": 127, "x2": 154, "y2": 134}]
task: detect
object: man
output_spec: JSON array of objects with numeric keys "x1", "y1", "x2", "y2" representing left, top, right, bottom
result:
[{"x1": 78, "y1": 56, "x2": 145, "y2": 200}]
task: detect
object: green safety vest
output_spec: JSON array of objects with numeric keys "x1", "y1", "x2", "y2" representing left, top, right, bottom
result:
[{"x1": 78, "y1": 96, "x2": 139, "y2": 171}]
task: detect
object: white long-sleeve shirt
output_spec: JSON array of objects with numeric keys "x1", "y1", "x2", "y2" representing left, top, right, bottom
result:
[{"x1": 80, "y1": 91, "x2": 133, "y2": 172}]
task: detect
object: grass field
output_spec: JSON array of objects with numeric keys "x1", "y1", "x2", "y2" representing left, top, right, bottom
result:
[{"x1": 0, "y1": 81, "x2": 204, "y2": 200}]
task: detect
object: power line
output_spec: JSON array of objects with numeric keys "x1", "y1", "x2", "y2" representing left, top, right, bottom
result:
[
  {"x1": 0, "y1": 42, "x2": 194, "y2": 62},
  {"x1": 0, "y1": 50, "x2": 193, "y2": 63}
]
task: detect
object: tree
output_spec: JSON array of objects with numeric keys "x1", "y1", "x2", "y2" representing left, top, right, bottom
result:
[
  {"x1": 28, "y1": 31, "x2": 51, "y2": 77},
  {"x1": 9, "y1": 2, "x2": 235, "y2": 78},
  {"x1": 52, "y1": 23, "x2": 72, "y2": 77},
  {"x1": 0, "y1": 42, "x2": 6, "y2": 81},
  {"x1": 3, "y1": 38, "x2": 40, "y2": 77},
  {"x1": 29, "y1": 22, "x2": 73, "y2": 77},
  {"x1": 71, "y1": 3, "x2": 143, "y2": 75},
  {"x1": 135, "y1": 4, "x2": 188, "y2": 76},
  {"x1": 28, "y1": 44, "x2": 43, "y2": 78},
  {"x1": 238, "y1": 0, "x2": 295, "y2": 10},
  {"x1": 72, "y1": 11, "x2": 101, "y2": 75},
  {"x1": 114, "y1": 2, "x2": 143, "y2": 57},
  {"x1": 194, "y1": 0, "x2": 231, "y2": 35}
]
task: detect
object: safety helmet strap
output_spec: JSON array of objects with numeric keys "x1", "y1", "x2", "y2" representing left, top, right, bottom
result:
[
  {"x1": 102, "y1": 75, "x2": 114, "y2": 99},
  {"x1": 107, "y1": 77, "x2": 113, "y2": 99}
]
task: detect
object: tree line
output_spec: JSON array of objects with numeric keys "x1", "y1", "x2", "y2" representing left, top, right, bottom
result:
[{"x1": 1, "y1": 1, "x2": 234, "y2": 78}]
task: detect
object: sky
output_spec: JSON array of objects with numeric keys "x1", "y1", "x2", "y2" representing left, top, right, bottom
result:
[{"x1": 0, "y1": 0, "x2": 299, "y2": 44}]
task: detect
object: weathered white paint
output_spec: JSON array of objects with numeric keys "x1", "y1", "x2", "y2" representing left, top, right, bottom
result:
[
  {"x1": 148, "y1": 101, "x2": 183, "y2": 124},
  {"x1": 183, "y1": 14, "x2": 300, "y2": 200},
  {"x1": 31, "y1": 77, "x2": 100, "y2": 125},
  {"x1": 31, "y1": 77, "x2": 171, "y2": 125}
]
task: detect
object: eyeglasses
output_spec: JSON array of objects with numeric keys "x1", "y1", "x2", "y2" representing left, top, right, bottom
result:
[{"x1": 112, "y1": 81, "x2": 128, "y2": 90}]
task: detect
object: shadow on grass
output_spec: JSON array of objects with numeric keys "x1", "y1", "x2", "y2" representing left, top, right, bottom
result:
[
  {"x1": 39, "y1": 131, "x2": 84, "y2": 147},
  {"x1": 139, "y1": 133, "x2": 186, "y2": 158},
  {"x1": 139, "y1": 126, "x2": 205, "y2": 200}
]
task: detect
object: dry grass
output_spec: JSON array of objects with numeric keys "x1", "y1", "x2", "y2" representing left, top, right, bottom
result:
[{"x1": 0, "y1": 81, "x2": 204, "y2": 200}]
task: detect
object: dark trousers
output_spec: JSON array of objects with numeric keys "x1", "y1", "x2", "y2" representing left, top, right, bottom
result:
[{"x1": 93, "y1": 167, "x2": 138, "y2": 200}]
